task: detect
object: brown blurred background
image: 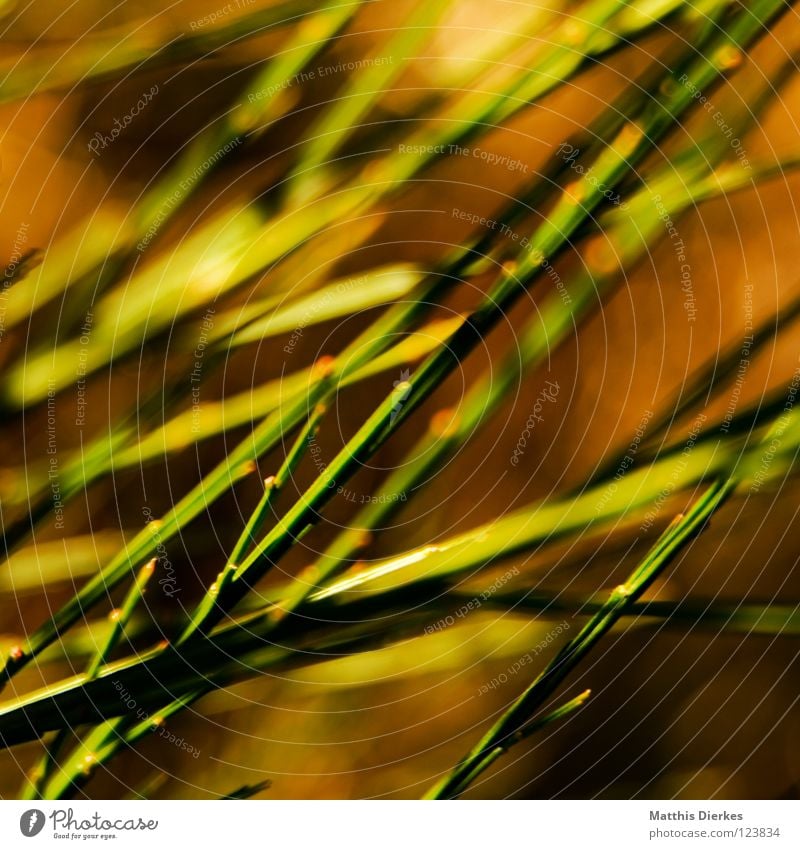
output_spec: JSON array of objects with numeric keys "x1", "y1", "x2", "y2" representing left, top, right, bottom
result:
[{"x1": 0, "y1": 0, "x2": 799, "y2": 799}]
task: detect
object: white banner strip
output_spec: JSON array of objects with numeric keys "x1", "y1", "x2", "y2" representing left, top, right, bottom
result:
[{"x1": 0, "y1": 800, "x2": 796, "y2": 848}]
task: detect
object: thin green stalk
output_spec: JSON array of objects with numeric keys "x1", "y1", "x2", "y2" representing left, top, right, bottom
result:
[
  {"x1": 42, "y1": 687, "x2": 209, "y2": 801},
  {"x1": 237, "y1": 397, "x2": 330, "y2": 562},
  {"x1": 0, "y1": 144, "x2": 574, "y2": 682},
  {"x1": 85, "y1": 559, "x2": 157, "y2": 679},
  {"x1": 222, "y1": 779, "x2": 274, "y2": 800},
  {"x1": 178, "y1": 393, "x2": 331, "y2": 644},
  {"x1": 287, "y1": 0, "x2": 454, "y2": 200},
  {"x1": 2, "y1": 0, "x2": 711, "y2": 405},
  {"x1": 224, "y1": 264, "x2": 424, "y2": 349},
  {"x1": 0, "y1": 0, "x2": 324, "y2": 104},
  {"x1": 121, "y1": 0, "x2": 797, "y2": 651},
  {"x1": 20, "y1": 559, "x2": 154, "y2": 800},
  {"x1": 444, "y1": 690, "x2": 592, "y2": 795},
  {"x1": 236, "y1": 0, "x2": 782, "y2": 623},
  {"x1": 437, "y1": 591, "x2": 800, "y2": 636},
  {"x1": 135, "y1": 0, "x2": 363, "y2": 242},
  {"x1": 1, "y1": 399, "x2": 797, "y2": 750},
  {"x1": 0, "y1": 276, "x2": 466, "y2": 682},
  {"x1": 425, "y1": 479, "x2": 736, "y2": 798}
]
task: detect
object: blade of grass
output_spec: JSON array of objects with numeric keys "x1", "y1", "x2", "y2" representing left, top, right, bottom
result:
[
  {"x1": 0, "y1": 0, "x2": 325, "y2": 104},
  {"x1": 221, "y1": 779, "x2": 274, "y2": 800},
  {"x1": 424, "y1": 479, "x2": 736, "y2": 798},
  {"x1": 20, "y1": 559, "x2": 155, "y2": 800},
  {"x1": 134, "y1": 0, "x2": 364, "y2": 244},
  {"x1": 222, "y1": 0, "x2": 783, "y2": 627},
  {"x1": 8, "y1": 0, "x2": 778, "y2": 683},
  {"x1": 177, "y1": 393, "x2": 331, "y2": 644},
  {"x1": 2, "y1": 0, "x2": 714, "y2": 403},
  {"x1": 1, "y1": 0, "x2": 788, "y2": 728},
  {"x1": 286, "y1": 0, "x2": 454, "y2": 201},
  {"x1": 442, "y1": 689, "x2": 592, "y2": 796},
  {"x1": 2, "y1": 404, "x2": 798, "y2": 751},
  {"x1": 0, "y1": 158, "x2": 568, "y2": 679}
]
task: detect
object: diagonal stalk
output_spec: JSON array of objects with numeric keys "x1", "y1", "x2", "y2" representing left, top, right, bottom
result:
[{"x1": 424, "y1": 479, "x2": 737, "y2": 798}]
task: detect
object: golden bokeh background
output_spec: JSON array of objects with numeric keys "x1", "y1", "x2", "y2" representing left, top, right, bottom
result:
[{"x1": 0, "y1": 0, "x2": 798, "y2": 799}]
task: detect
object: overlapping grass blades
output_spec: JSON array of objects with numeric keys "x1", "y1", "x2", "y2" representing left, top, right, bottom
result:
[{"x1": 0, "y1": 0, "x2": 798, "y2": 800}]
